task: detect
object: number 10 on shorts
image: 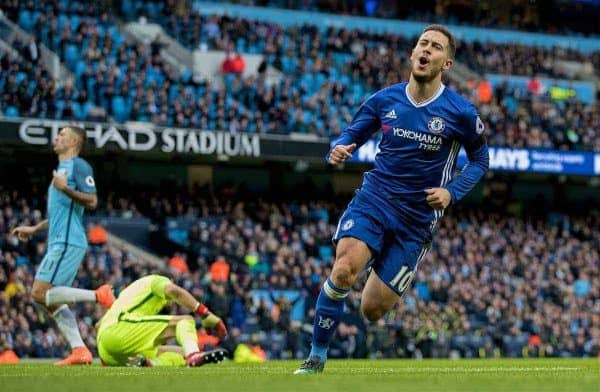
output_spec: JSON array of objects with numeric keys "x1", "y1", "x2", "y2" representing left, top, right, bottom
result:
[{"x1": 390, "y1": 266, "x2": 414, "y2": 294}]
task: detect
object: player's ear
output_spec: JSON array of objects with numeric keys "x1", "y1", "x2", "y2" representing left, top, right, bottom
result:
[{"x1": 442, "y1": 58, "x2": 453, "y2": 71}]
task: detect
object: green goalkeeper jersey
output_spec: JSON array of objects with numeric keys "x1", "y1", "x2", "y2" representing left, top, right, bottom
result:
[{"x1": 98, "y1": 275, "x2": 171, "y2": 330}]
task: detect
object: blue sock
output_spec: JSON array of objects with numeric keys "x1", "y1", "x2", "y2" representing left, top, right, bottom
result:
[{"x1": 309, "y1": 278, "x2": 349, "y2": 362}]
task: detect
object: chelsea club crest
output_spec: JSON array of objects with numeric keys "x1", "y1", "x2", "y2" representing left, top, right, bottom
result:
[
  {"x1": 427, "y1": 117, "x2": 445, "y2": 134},
  {"x1": 342, "y1": 219, "x2": 354, "y2": 231}
]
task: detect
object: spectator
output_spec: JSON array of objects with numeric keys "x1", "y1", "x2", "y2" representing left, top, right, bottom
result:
[
  {"x1": 24, "y1": 37, "x2": 39, "y2": 64},
  {"x1": 88, "y1": 224, "x2": 108, "y2": 246},
  {"x1": 230, "y1": 52, "x2": 246, "y2": 74},
  {"x1": 222, "y1": 51, "x2": 245, "y2": 74},
  {"x1": 210, "y1": 255, "x2": 230, "y2": 283},
  {"x1": 168, "y1": 252, "x2": 189, "y2": 274}
]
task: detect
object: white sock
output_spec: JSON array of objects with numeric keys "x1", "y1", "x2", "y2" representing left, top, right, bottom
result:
[
  {"x1": 182, "y1": 340, "x2": 199, "y2": 357},
  {"x1": 46, "y1": 287, "x2": 96, "y2": 306},
  {"x1": 52, "y1": 304, "x2": 85, "y2": 349},
  {"x1": 176, "y1": 319, "x2": 200, "y2": 357}
]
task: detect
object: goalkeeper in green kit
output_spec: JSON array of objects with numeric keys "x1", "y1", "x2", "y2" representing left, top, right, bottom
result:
[{"x1": 96, "y1": 274, "x2": 228, "y2": 367}]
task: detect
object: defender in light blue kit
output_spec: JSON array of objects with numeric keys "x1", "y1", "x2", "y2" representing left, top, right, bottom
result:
[
  {"x1": 12, "y1": 126, "x2": 114, "y2": 366},
  {"x1": 37, "y1": 154, "x2": 96, "y2": 285}
]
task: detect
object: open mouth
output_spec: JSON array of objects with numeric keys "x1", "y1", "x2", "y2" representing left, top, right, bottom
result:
[{"x1": 418, "y1": 56, "x2": 429, "y2": 66}]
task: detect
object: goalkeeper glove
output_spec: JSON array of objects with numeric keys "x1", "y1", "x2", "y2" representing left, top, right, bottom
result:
[{"x1": 195, "y1": 303, "x2": 228, "y2": 339}]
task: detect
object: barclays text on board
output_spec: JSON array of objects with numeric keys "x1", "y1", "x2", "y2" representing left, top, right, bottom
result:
[{"x1": 350, "y1": 140, "x2": 600, "y2": 176}]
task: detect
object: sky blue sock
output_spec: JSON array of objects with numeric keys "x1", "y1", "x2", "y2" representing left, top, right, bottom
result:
[{"x1": 309, "y1": 278, "x2": 349, "y2": 362}]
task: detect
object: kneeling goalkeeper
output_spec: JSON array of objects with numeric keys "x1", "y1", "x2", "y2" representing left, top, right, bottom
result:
[{"x1": 97, "y1": 274, "x2": 228, "y2": 367}]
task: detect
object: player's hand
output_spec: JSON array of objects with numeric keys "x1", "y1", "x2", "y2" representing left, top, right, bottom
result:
[
  {"x1": 328, "y1": 143, "x2": 357, "y2": 165},
  {"x1": 213, "y1": 319, "x2": 227, "y2": 339},
  {"x1": 10, "y1": 225, "x2": 36, "y2": 241},
  {"x1": 201, "y1": 312, "x2": 228, "y2": 339},
  {"x1": 52, "y1": 170, "x2": 68, "y2": 191},
  {"x1": 425, "y1": 187, "x2": 451, "y2": 210}
]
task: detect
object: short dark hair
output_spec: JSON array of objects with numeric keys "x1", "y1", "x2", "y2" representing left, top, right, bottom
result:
[
  {"x1": 422, "y1": 24, "x2": 456, "y2": 59},
  {"x1": 67, "y1": 126, "x2": 86, "y2": 152}
]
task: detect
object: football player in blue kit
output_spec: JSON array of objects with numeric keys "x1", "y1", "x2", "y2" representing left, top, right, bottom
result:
[
  {"x1": 295, "y1": 25, "x2": 489, "y2": 374},
  {"x1": 11, "y1": 126, "x2": 115, "y2": 365}
]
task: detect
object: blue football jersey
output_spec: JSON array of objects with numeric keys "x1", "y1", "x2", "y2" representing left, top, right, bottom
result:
[
  {"x1": 47, "y1": 157, "x2": 96, "y2": 248},
  {"x1": 329, "y1": 82, "x2": 489, "y2": 231}
]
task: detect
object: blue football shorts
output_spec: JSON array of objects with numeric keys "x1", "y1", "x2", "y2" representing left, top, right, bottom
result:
[
  {"x1": 333, "y1": 189, "x2": 432, "y2": 297},
  {"x1": 35, "y1": 243, "x2": 87, "y2": 286}
]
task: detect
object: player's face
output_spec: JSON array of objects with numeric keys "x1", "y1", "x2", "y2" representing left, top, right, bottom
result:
[
  {"x1": 53, "y1": 128, "x2": 78, "y2": 154},
  {"x1": 410, "y1": 30, "x2": 453, "y2": 83}
]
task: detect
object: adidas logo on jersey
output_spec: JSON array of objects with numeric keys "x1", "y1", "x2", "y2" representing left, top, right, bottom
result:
[{"x1": 384, "y1": 109, "x2": 397, "y2": 119}]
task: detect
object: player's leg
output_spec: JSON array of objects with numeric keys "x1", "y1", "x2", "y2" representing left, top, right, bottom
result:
[
  {"x1": 31, "y1": 280, "x2": 56, "y2": 310},
  {"x1": 296, "y1": 198, "x2": 385, "y2": 374},
  {"x1": 360, "y1": 272, "x2": 400, "y2": 321},
  {"x1": 158, "y1": 345, "x2": 184, "y2": 355},
  {"x1": 98, "y1": 314, "x2": 174, "y2": 366},
  {"x1": 362, "y1": 240, "x2": 432, "y2": 321},
  {"x1": 51, "y1": 303, "x2": 93, "y2": 366},
  {"x1": 43, "y1": 246, "x2": 115, "y2": 308},
  {"x1": 129, "y1": 346, "x2": 225, "y2": 367},
  {"x1": 32, "y1": 279, "x2": 93, "y2": 365},
  {"x1": 126, "y1": 348, "x2": 186, "y2": 367},
  {"x1": 145, "y1": 352, "x2": 186, "y2": 367},
  {"x1": 46, "y1": 284, "x2": 115, "y2": 309},
  {"x1": 31, "y1": 243, "x2": 64, "y2": 307},
  {"x1": 34, "y1": 245, "x2": 94, "y2": 365},
  {"x1": 158, "y1": 315, "x2": 199, "y2": 357},
  {"x1": 157, "y1": 315, "x2": 228, "y2": 366},
  {"x1": 308, "y1": 237, "x2": 372, "y2": 360}
]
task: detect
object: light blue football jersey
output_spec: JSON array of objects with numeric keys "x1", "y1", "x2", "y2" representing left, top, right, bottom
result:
[{"x1": 47, "y1": 157, "x2": 96, "y2": 248}]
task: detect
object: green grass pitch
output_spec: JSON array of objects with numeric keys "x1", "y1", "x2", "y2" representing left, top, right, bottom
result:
[{"x1": 1, "y1": 358, "x2": 598, "y2": 392}]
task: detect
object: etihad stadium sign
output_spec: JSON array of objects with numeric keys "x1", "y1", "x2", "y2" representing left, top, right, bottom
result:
[
  {"x1": 0, "y1": 117, "x2": 330, "y2": 161},
  {"x1": 16, "y1": 118, "x2": 261, "y2": 157}
]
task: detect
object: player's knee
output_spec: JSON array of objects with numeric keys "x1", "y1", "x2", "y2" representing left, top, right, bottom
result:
[
  {"x1": 175, "y1": 316, "x2": 196, "y2": 340},
  {"x1": 180, "y1": 315, "x2": 194, "y2": 324},
  {"x1": 360, "y1": 303, "x2": 385, "y2": 322},
  {"x1": 30, "y1": 286, "x2": 48, "y2": 304},
  {"x1": 170, "y1": 315, "x2": 194, "y2": 327},
  {"x1": 331, "y1": 259, "x2": 358, "y2": 289}
]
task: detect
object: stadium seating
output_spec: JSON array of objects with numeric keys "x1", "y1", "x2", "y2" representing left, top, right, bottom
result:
[
  {"x1": 204, "y1": 0, "x2": 599, "y2": 37},
  {"x1": 1, "y1": 1, "x2": 599, "y2": 150}
]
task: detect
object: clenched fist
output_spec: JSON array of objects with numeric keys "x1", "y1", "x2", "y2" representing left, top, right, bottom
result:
[
  {"x1": 425, "y1": 187, "x2": 451, "y2": 210},
  {"x1": 328, "y1": 143, "x2": 357, "y2": 165}
]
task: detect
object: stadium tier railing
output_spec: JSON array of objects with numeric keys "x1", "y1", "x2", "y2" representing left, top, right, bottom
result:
[
  {"x1": 192, "y1": 1, "x2": 600, "y2": 53},
  {"x1": 124, "y1": 21, "x2": 194, "y2": 76}
]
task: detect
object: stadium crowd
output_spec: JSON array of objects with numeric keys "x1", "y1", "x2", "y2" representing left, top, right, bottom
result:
[
  {"x1": 1, "y1": 186, "x2": 598, "y2": 360},
  {"x1": 0, "y1": 1, "x2": 599, "y2": 151},
  {"x1": 199, "y1": 0, "x2": 600, "y2": 37}
]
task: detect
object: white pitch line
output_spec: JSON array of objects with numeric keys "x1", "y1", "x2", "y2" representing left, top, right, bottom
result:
[{"x1": 332, "y1": 367, "x2": 581, "y2": 373}]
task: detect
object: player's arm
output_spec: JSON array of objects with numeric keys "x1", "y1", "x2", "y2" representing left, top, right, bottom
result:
[
  {"x1": 53, "y1": 176, "x2": 98, "y2": 209},
  {"x1": 164, "y1": 283, "x2": 204, "y2": 311},
  {"x1": 163, "y1": 282, "x2": 227, "y2": 338},
  {"x1": 327, "y1": 92, "x2": 382, "y2": 165},
  {"x1": 443, "y1": 107, "x2": 489, "y2": 205},
  {"x1": 53, "y1": 160, "x2": 98, "y2": 210},
  {"x1": 10, "y1": 219, "x2": 48, "y2": 241}
]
